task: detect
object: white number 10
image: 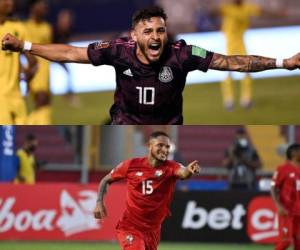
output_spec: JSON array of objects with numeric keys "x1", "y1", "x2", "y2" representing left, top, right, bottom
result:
[
  {"x1": 136, "y1": 87, "x2": 155, "y2": 105},
  {"x1": 142, "y1": 180, "x2": 153, "y2": 195}
]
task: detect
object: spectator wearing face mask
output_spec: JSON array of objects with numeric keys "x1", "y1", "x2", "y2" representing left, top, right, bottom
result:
[
  {"x1": 14, "y1": 133, "x2": 38, "y2": 184},
  {"x1": 223, "y1": 128, "x2": 262, "y2": 190}
]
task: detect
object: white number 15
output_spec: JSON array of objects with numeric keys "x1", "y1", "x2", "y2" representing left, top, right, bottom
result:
[{"x1": 142, "y1": 180, "x2": 153, "y2": 195}]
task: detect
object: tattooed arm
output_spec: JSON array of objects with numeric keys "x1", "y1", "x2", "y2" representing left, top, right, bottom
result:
[
  {"x1": 209, "y1": 53, "x2": 300, "y2": 72},
  {"x1": 93, "y1": 173, "x2": 114, "y2": 219}
]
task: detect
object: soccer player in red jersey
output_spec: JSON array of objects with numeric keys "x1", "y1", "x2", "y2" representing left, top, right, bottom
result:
[
  {"x1": 2, "y1": 6, "x2": 300, "y2": 124},
  {"x1": 93, "y1": 131, "x2": 200, "y2": 250},
  {"x1": 271, "y1": 143, "x2": 300, "y2": 250}
]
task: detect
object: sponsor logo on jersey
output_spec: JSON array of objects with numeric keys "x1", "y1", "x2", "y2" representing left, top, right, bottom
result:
[
  {"x1": 123, "y1": 69, "x2": 133, "y2": 77},
  {"x1": 159, "y1": 66, "x2": 173, "y2": 83},
  {"x1": 136, "y1": 172, "x2": 143, "y2": 176},
  {"x1": 289, "y1": 172, "x2": 295, "y2": 178}
]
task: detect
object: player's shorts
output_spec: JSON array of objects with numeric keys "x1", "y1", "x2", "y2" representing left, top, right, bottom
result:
[
  {"x1": 277, "y1": 214, "x2": 300, "y2": 241},
  {"x1": 116, "y1": 225, "x2": 160, "y2": 250},
  {"x1": 0, "y1": 96, "x2": 27, "y2": 124}
]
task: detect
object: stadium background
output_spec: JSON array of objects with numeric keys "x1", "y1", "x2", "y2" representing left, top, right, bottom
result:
[
  {"x1": 10, "y1": 0, "x2": 300, "y2": 124},
  {"x1": 0, "y1": 125, "x2": 299, "y2": 249}
]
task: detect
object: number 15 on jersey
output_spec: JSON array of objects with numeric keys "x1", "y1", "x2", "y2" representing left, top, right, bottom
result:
[{"x1": 142, "y1": 180, "x2": 153, "y2": 195}]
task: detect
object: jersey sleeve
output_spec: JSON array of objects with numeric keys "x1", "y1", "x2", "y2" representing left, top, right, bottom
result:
[
  {"x1": 87, "y1": 40, "x2": 115, "y2": 66},
  {"x1": 272, "y1": 167, "x2": 284, "y2": 188},
  {"x1": 110, "y1": 159, "x2": 131, "y2": 181},
  {"x1": 179, "y1": 42, "x2": 214, "y2": 73},
  {"x1": 171, "y1": 161, "x2": 185, "y2": 179}
]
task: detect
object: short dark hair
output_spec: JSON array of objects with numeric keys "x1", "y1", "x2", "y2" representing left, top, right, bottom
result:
[
  {"x1": 28, "y1": 0, "x2": 45, "y2": 7},
  {"x1": 26, "y1": 133, "x2": 36, "y2": 141},
  {"x1": 286, "y1": 143, "x2": 300, "y2": 160},
  {"x1": 149, "y1": 131, "x2": 169, "y2": 140},
  {"x1": 132, "y1": 6, "x2": 167, "y2": 28}
]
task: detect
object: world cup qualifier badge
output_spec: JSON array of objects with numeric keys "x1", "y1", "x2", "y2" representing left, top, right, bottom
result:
[{"x1": 159, "y1": 66, "x2": 174, "y2": 83}]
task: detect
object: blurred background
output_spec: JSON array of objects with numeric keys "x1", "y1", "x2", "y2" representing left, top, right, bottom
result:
[
  {"x1": 7, "y1": 0, "x2": 300, "y2": 124},
  {"x1": 0, "y1": 125, "x2": 299, "y2": 249}
]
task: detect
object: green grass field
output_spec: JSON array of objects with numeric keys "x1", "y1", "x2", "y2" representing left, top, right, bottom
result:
[
  {"x1": 51, "y1": 76, "x2": 300, "y2": 124},
  {"x1": 0, "y1": 242, "x2": 274, "y2": 250}
]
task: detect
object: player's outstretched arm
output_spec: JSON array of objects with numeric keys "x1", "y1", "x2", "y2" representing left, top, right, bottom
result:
[
  {"x1": 176, "y1": 160, "x2": 201, "y2": 180},
  {"x1": 1, "y1": 33, "x2": 90, "y2": 63},
  {"x1": 209, "y1": 53, "x2": 300, "y2": 72},
  {"x1": 94, "y1": 173, "x2": 114, "y2": 220}
]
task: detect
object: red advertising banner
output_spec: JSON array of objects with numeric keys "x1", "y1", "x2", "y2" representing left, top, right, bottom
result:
[
  {"x1": 0, "y1": 183, "x2": 126, "y2": 241},
  {"x1": 247, "y1": 196, "x2": 278, "y2": 244}
]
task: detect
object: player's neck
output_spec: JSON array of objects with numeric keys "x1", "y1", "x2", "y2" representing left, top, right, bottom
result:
[
  {"x1": 30, "y1": 14, "x2": 44, "y2": 23},
  {"x1": 290, "y1": 159, "x2": 300, "y2": 167},
  {"x1": 148, "y1": 157, "x2": 163, "y2": 168}
]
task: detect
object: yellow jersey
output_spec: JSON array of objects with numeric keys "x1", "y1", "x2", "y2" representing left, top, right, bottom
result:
[
  {"x1": 220, "y1": 3, "x2": 261, "y2": 38},
  {"x1": 25, "y1": 20, "x2": 52, "y2": 93},
  {"x1": 15, "y1": 149, "x2": 36, "y2": 184},
  {"x1": 0, "y1": 20, "x2": 27, "y2": 98}
]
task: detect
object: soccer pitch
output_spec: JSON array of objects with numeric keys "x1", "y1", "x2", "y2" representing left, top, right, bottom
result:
[
  {"x1": 52, "y1": 76, "x2": 300, "y2": 124},
  {"x1": 0, "y1": 242, "x2": 274, "y2": 250}
]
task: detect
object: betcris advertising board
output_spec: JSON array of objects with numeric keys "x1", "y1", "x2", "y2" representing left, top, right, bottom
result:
[{"x1": 162, "y1": 191, "x2": 278, "y2": 244}]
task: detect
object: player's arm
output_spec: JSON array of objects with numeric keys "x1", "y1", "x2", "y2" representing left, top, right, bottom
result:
[
  {"x1": 175, "y1": 160, "x2": 201, "y2": 180},
  {"x1": 209, "y1": 53, "x2": 300, "y2": 72},
  {"x1": 94, "y1": 173, "x2": 115, "y2": 219},
  {"x1": 21, "y1": 52, "x2": 38, "y2": 83},
  {"x1": 270, "y1": 183, "x2": 288, "y2": 216},
  {"x1": 2, "y1": 33, "x2": 89, "y2": 63}
]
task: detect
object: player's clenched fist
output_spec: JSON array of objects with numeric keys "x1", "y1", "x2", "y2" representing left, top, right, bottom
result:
[
  {"x1": 1, "y1": 33, "x2": 23, "y2": 52},
  {"x1": 285, "y1": 53, "x2": 300, "y2": 70},
  {"x1": 94, "y1": 202, "x2": 107, "y2": 219},
  {"x1": 187, "y1": 160, "x2": 201, "y2": 175}
]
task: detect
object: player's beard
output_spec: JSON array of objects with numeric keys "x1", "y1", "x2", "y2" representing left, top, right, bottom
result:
[{"x1": 151, "y1": 148, "x2": 168, "y2": 163}]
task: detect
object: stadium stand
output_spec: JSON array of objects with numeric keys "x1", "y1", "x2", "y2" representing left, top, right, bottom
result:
[
  {"x1": 16, "y1": 126, "x2": 75, "y2": 164},
  {"x1": 178, "y1": 125, "x2": 244, "y2": 167}
]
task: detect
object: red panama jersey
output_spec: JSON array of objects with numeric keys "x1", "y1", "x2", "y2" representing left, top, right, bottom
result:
[
  {"x1": 272, "y1": 162, "x2": 300, "y2": 216},
  {"x1": 110, "y1": 157, "x2": 182, "y2": 231}
]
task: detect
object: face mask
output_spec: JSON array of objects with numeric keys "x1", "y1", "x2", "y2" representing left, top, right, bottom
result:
[{"x1": 238, "y1": 138, "x2": 248, "y2": 147}]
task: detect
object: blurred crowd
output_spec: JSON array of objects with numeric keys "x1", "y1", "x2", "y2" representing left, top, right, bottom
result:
[{"x1": 9, "y1": 0, "x2": 300, "y2": 38}]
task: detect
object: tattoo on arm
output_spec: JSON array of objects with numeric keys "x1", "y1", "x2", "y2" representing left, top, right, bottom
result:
[
  {"x1": 209, "y1": 53, "x2": 276, "y2": 72},
  {"x1": 97, "y1": 175, "x2": 111, "y2": 202}
]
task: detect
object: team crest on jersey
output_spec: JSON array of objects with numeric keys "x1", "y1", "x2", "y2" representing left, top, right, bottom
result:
[
  {"x1": 155, "y1": 170, "x2": 163, "y2": 177},
  {"x1": 159, "y1": 66, "x2": 173, "y2": 83},
  {"x1": 94, "y1": 41, "x2": 110, "y2": 50},
  {"x1": 126, "y1": 234, "x2": 134, "y2": 244}
]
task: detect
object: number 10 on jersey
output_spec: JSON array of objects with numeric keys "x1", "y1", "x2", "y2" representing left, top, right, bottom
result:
[
  {"x1": 142, "y1": 180, "x2": 153, "y2": 195},
  {"x1": 136, "y1": 87, "x2": 155, "y2": 105}
]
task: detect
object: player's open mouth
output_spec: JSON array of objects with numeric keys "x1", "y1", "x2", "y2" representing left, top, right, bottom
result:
[{"x1": 148, "y1": 42, "x2": 161, "y2": 57}]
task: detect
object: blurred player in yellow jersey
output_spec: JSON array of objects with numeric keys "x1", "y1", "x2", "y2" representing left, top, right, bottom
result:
[
  {"x1": 15, "y1": 133, "x2": 38, "y2": 184},
  {"x1": 26, "y1": 0, "x2": 52, "y2": 124},
  {"x1": 0, "y1": 0, "x2": 37, "y2": 124},
  {"x1": 219, "y1": 0, "x2": 261, "y2": 110}
]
